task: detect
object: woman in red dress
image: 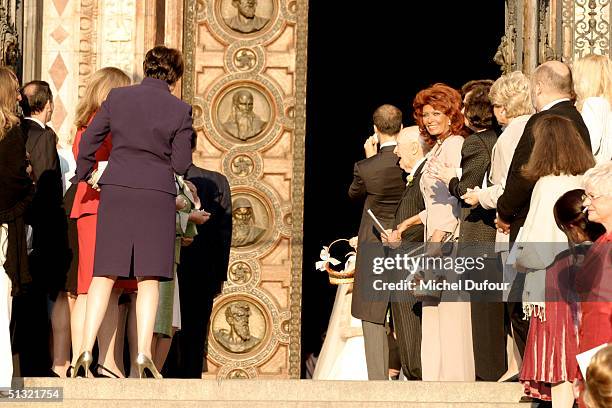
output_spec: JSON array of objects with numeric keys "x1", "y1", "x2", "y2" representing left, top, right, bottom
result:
[
  {"x1": 576, "y1": 161, "x2": 612, "y2": 407},
  {"x1": 520, "y1": 189, "x2": 604, "y2": 405},
  {"x1": 69, "y1": 67, "x2": 131, "y2": 377}
]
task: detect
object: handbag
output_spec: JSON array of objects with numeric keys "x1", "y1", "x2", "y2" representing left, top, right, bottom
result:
[{"x1": 411, "y1": 223, "x2": 459, "y2": 302}]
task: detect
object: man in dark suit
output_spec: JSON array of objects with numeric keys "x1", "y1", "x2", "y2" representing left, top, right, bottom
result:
[
  {"x1": 497, "y1": 61, "x2": 591, "y2": 241},
  {"x1": 496, "y1": 60, "x2": 591, "y2": 361},
  {"x1": 15, "y1": 80, "x2": 68, "y2": 376},
  {"x1": 165, "y1": 153, "x2": 232, "y2": 378},
  {"x1": 349, "y1": 104, "x2": 405, "y2": 380},
  {"x1": 383, "y1": 125, "x2": 429, "y2": 380}
]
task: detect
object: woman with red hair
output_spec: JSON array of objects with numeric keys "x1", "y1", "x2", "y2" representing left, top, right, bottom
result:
[{"x1": 389, "y1": 83, "x2": 474, "y2": 380}]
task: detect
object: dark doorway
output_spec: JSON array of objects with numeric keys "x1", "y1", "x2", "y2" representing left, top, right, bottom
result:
[{"x1": 301, "y1": 1, "x2": 506, "y2": 375}]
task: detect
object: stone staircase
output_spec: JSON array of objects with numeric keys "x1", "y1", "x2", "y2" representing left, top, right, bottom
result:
[{"x1": 5, "y1": 378, "x2": 531, "y2": 407}]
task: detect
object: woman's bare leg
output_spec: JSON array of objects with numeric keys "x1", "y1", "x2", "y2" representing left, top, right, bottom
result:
[
  {"x1": 127, "y1": 292, "x2": 138, "y2": 377},
  {"x1": 79, "y1": 277, "x2": 116, "y2": 353},
  {"x1": 135, "y1": 278, "x2": 159, "y2": 358},
  {"x1": 96, "y1": 288, "x2": 124, "y2": 377}
]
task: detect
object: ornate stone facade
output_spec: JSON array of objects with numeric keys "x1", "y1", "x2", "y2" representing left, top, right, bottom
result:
[
  {"x1": 41, "y1": 0, "x2": 159, "y2": 145},
  {"x1": 499, "y1": 0, "x2": 612, "y2": 74},
  {"x1": 183, "y1": 0, "x2": 307, "y2": 379}
]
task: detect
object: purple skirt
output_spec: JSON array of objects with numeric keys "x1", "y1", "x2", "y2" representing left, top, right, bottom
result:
[{"x1": 93, "y1": 184, "x2": 175, "y2": 280}]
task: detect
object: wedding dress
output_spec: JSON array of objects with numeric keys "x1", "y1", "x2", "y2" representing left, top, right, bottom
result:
[{"x1": 312, "y1": 283, "x2": 368, "y2": 380}]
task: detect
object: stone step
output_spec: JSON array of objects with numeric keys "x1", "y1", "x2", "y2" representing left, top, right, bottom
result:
[{"x1": 11, "y1": 378, "x2": 528, "y2": 407}]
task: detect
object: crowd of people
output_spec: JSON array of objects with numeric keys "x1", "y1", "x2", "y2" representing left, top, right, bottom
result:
[
  {"x1": 0, "y1": 46, "x2": 232, "y2": 386},
  {"x1": 0, "y1": 38, "x2": 611, "y2": 408},
  {"x1": 314, "y1": 56, "x2": 612, "y2": 408}
]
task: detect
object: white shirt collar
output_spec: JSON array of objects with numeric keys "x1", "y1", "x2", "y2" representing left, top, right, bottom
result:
[
  {"x1": 540, "y1": 98, "x2": 571, "y2": 112},
  {"x1": 25, "y1": 117, "x2": 46, "y2": 129},
  {"x1": 379, "y1": 141, "x2": 397, "y2": 149},
  {"x1": 406, "y1": 157, "x2": 426, "y2": 185}
]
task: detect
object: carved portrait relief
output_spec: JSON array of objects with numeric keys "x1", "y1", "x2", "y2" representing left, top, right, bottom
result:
[
  {"x1": 212, "y1": 300, "x2": 266, "y2": 354},
  {"x1": 219, "y1": 88, "x2": 270, "y2": 142},
  {"x1": 221, "y1": 0, "x2": 273, "y2": 34},
  {"x1": 231, "y1": 196, "x2": 268, "y2": 248}
]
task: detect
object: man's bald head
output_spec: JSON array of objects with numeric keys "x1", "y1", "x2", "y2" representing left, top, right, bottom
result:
[
  {"x1": 394, "y1": 125, "x2": 430, "y2": 171},
  {"x1": 533, "y1": 61, "x2": 573, "y2": 97},
  {"x1": 531, "y1": 61, "x2": 574, "y2": 111}
]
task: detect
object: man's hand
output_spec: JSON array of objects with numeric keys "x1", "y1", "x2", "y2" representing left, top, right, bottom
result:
[
  {"x1": 363, "y1": 134, "x2": 378, "y2": 158},
  {"x1": 495, "y1": 214, "x2": 510, "y2": 235},
  {"x1": 461, "y1": 187, "x2": 480, "y2": 206},
  {"x1": 348, "y1": 236, "x2": 358, "y2": 249},
  {"x1": 181, "y1": 237, "x2": 194, "y2": 246},
  {"x1": 382, "y1": 229, "x2": 402, "y2": 249},
  {"x1": 188, "y1": 209, "x2": 211, "y2": 225}
]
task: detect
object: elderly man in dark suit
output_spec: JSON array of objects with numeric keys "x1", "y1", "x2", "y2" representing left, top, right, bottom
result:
[
  {"x1": 166, "y1": 159, "x2": 232, "y2": 378},
  {"x1": 349, "y1": 104, "x2": 405, "y2": 380},
  {"x1": 383, "y1": 125, "x2": 429, "y2": 380},
  {"x1": 496, "y1": 60, "x2": 591, "y2": 361}
]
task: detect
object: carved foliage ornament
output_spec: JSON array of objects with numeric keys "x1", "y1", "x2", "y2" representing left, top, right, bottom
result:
[{"x1": 0, "y1": 5, "x2": 19, "y2": 71}]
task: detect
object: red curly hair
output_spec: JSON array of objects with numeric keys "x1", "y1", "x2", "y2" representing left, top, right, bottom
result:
[{"x1": 413, "y1": 83, "x2": 467, "y2": 146}]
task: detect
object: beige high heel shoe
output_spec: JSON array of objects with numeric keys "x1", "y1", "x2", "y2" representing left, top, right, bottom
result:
[
  {"x1": 135, "y1": 353, "x2": 162, "y2": 379},
  {"x1": 71, "y1": 351, "x2": 93, "y2": 378}
]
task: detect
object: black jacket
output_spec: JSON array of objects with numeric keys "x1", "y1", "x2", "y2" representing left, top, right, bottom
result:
[{"x1": 497, "y1": 101, "x2": 591, "y2": 241}]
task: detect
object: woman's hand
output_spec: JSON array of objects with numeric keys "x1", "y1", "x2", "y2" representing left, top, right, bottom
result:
[
  {"x1": 183, "y1": 180, "x2": 201, "y2": 208},
  {"x1": 461, "y1": 187, "x2": 480, "y2": 206},
  {"x1": 176, "y1": 195, "x2": 187, "y2": 210},
  {"x1": 426, "y1": 157, "x2": 456, "y2": 185}
]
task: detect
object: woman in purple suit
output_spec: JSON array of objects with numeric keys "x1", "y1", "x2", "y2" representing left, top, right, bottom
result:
[{"x1": 72, "y1": 46, "x2": 194, "y2": 378}]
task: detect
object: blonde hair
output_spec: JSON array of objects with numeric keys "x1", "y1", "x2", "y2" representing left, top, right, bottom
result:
[
  {"x1": 572, "y1": 54, "x2": 612, "y2": 111},
  {"x1": 0, "y1": 67, "x2": 20, "y2": 141},
  {"x1": 489, "y1": 71, "x2": 535, "y2": 119},
  {"x1": 583, "y1": 161, "x2": 612, "y2": 198},
  {"x1": 74, "y1": 67, "x2": 130, "y2": 128},
  {"x1": 584, "y1": 345, "x2": 612, "y2": 408}
]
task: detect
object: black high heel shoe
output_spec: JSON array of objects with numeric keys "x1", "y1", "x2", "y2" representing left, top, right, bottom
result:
[
  {"x1": 135, "y1": 353, "x2": 162, "y2": 379},
  {"x1": 95, "y1": 364, "x2": 121, "y2": 379},
  {"x1": 71, "y1": 351, "x2": 93, "y2": 378}
]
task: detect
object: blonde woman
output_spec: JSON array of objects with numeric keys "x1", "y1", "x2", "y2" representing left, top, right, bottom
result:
[
  {"x1": 461, "y1": 72, "x2": 535, "y2": 381},
  {"x1": 583, "y1": 345, "x2": 612, "y2": 408},
  {"x1": 572, "y1": 54, "x2": 612, "y2": 163},
  {"x1": 0, "y1": 67, "x2": 33, "y2": 388},
  {"x1": 69, "y1": 67, "x2": 131, "y2": 377}
]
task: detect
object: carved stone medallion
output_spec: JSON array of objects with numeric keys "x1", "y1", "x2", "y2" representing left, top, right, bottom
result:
[
  {"x1": 227, "y1": 369, "x2": 250, "y2": 379},
  {"x1": 216, "y1": 86, "x2": 273, "y2": 143},
  {"x1": 229, "y1": 261, "x2": 253, "y2": 284},
  {"x1": 233, "y1": 48, "x2": 257, "y2": 71},
  {"x1": 230, "y1": 194, "x2": 269, "y2": 248},
  {"x1": 211, "y1": 299, "x2": 267, "y2": 354},
  {"x1": 231, "y1": 154, "x2": 255, "y2": 177},
  {"x1": 219, "y1": 0, "x2": 275, "y2": 35}
]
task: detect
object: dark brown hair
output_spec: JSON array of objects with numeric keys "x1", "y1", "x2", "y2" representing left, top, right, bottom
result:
[
  {"x1": 463, "y1": 84, "x2": 494, "y2": 130},
  {"x1": 554, "y1": 189, "x2": 605, "y2": 243},
  {"x1": 143, "y1": 46, "x2": 184, "y2": 85},
  {"x1": 372, "y1": 104, "x2": 402, "y2": 135},
  {"x1": 461, "y1": 79, "x2": 494, "y2": 98},
  {"x1": 522, "y1": 115, "x2": 595, "y2": 180}
]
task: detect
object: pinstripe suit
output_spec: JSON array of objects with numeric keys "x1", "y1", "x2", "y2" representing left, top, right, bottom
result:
[{"x1": 390, "y1": 159, "x2": 427, "y2": 380}]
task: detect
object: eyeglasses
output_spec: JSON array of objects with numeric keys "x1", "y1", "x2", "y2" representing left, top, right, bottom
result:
[{"x1": 582, "y1": 192, "x2": 610, "y2": 201}]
